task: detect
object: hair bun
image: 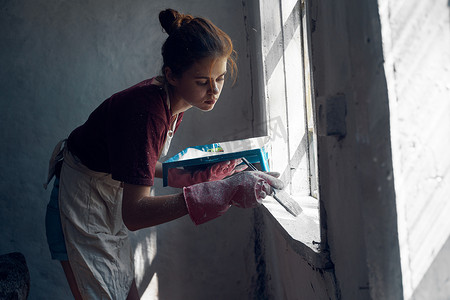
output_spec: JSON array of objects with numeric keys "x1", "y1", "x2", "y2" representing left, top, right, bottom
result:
[{"x1": 159, "y1": 9, "x2": 180, "y2": 35}]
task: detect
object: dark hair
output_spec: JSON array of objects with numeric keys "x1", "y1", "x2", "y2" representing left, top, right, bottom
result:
[{"x1": 159, "y1": 9, "x2": 237, "y2": 82}]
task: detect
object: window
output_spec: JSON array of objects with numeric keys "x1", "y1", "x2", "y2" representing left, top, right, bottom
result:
[{"x1": 255, "y1": 0, "x2": 322, "y2": 255}]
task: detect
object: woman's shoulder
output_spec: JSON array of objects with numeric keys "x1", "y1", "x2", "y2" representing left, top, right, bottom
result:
[
  {"x1": 116, "y1": 78, "x2": 164, "y2": 98},
  {"x1": 110, "y1": 78, "x2": 169, "y2": 119}
]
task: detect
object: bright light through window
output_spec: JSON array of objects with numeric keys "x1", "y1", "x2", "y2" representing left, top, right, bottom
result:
[{"x1": 258, "y1": 0, "x2": 320, "y2": 247}]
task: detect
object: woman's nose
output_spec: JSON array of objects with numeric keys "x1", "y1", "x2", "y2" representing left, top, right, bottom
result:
[{"x1": 209, "y1": 82, "x2": 220, "y2": 94}]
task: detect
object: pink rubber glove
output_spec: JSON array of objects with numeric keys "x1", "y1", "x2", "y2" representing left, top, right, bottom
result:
[
  {"x1": 168, "y1": 159, "x2": 248, "y2": 188},
  {"x1": 183, "y1": 171, "x2": 285, "y2": 225}
]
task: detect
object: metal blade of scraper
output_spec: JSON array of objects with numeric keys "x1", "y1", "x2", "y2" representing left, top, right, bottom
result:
[
  {"x1": 272, "y1": 188, "x2": 302, "y2": 217},
  {"x1": 241, "y1": 158, "x2": 302, "y2": 217}
]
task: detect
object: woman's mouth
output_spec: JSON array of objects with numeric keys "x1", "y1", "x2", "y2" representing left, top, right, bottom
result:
[{"x1": 204, "y1": 99, "x2": 216, "y2": 105}]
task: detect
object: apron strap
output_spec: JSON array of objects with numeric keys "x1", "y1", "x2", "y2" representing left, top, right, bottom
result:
[
  {"x1": 161, "y1": 83, "x2": 178, "y2": 157},
  {"x1": 43, "y1": 139, "x2": 66, "y2": 189}
]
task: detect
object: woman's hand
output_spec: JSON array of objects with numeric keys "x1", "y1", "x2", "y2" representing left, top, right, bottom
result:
[{"x1": 182, "y1": 171, "x2": 284, "y2": 225}]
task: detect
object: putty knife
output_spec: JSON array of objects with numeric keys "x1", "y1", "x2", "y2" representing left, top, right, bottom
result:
[{"x1": 241, "y1": 158, "x2": 302, "y2": 217}]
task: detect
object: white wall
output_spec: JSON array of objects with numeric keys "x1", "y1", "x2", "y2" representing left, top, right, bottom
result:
[{"x1": 378, "y1": 0, "x2": 450, "y2": 298}]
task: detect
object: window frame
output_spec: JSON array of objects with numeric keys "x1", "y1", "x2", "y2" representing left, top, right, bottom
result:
[{"x1": 253, "y1": 0, "x2": 327, "y2": 267}]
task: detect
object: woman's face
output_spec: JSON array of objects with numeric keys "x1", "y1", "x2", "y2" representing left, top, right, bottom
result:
[{"x1": 169, "y1": 56, "x2": 228, "y2": 112}]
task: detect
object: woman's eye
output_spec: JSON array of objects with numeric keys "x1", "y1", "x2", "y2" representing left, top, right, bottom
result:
[
  {"x1": 196, "y1": 81, "x2": 208, "y2": 86},
  {"x1": 217, "y1": 76, "x2": 225, "y2": 82}
]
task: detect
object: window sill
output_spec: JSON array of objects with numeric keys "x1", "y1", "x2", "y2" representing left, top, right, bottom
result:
[{"x1": 261, "y1": 194, "x2": 332, "y2": 269}]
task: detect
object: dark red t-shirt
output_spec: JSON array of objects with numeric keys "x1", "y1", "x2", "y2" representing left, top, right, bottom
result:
[{"x1": 67, "y1": 78, "x2": 183, "y2": 186}]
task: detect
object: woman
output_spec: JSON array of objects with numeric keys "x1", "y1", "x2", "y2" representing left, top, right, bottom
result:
[{"x1": 45, "y1": 8, "x2": 283, "y2": 299}]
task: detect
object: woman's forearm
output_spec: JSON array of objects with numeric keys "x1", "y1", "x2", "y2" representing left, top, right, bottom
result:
[{"x1": 122, "y1": 192, "x2": 188, "y2": 231}]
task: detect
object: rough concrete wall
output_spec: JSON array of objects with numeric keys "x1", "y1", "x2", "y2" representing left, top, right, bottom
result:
[
  {"x1": 258, "y1": 210, "x2": 338, "y2": 299},
  {"x1": 378, "y1": 0, "x2": 450, "y2": 299},
  {"x1": 310, "y1": 0, "x2": 404, "y2": 299},
  {"x1": 0, "y1": 0, "x2": 262, "y2": 298}
]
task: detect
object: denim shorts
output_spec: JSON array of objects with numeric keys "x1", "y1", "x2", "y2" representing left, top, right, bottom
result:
[{"x1": 45, "y1": 177, "x2": 68, "y2": 261}]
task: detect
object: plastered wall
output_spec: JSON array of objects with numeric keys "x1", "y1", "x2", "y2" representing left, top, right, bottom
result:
[{"x1": 378, "y1": 0, "x2": 450, "y2": 298}]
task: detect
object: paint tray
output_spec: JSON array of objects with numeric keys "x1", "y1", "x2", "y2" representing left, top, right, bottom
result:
[{"x1": 162, "y1": 136, "x2": 270, "y2": 186}]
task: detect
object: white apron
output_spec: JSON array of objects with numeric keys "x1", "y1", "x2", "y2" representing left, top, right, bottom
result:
[{"x1": 58, "y1": 147, "x2": 134, "y2": 299}]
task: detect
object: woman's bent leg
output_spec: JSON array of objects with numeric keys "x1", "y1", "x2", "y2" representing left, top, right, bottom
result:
[{"x1": 61, "y1": 260, "x2": 82, "y2": 300}]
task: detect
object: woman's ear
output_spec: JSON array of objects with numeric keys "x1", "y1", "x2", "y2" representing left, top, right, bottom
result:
[{"x1": 164, "y1": 67, "x2": 178, "y2": 86}]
